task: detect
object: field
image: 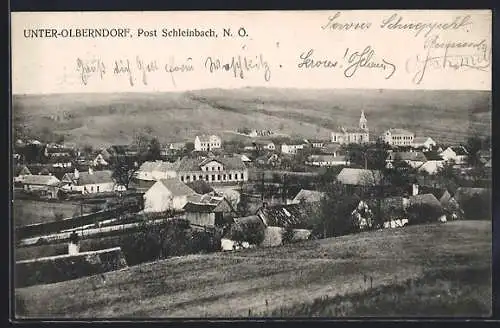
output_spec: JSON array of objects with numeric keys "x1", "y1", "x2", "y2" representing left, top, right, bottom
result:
[
  {"x1": 13, "y1": 88, "x2": 491, "y2": 148},
  {"x1": 13, "y1": 199, "x2": 87, "y2": 227},
  {"x1": 15, "y1": 220, "x2": 491, "y2": 318}
]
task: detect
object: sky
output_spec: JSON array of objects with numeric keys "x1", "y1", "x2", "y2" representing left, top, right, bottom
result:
[{"x1": 11, "y1": 10, "x2": 492, "y2": 94}]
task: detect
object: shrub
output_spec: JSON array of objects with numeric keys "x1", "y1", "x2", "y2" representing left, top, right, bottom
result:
[
  {"x1": 282, "y1": 226, "x2": 295, "y2": 245},
  {"x1": 406, "y1": 203, "x2": 443, "y2": 225},
  {"x1": 462, "y1": 193, "x2": 491, "y2": 220}
]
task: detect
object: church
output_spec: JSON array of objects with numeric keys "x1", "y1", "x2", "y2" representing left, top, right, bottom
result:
[{"x1": 331, "y1": 111, "x2": 370, "y2": 145}]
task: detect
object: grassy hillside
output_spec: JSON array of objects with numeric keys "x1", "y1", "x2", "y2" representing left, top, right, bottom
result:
[
  {"x1": 15, "y1": 220, "x2": 491, "y2": 318},
  {"x1": 12, "y1": 88, "x2": 491, "y2": 147}
]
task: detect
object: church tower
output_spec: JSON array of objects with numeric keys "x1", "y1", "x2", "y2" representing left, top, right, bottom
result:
[{"x1": 359, "y1": 110, "x2": 368, "y2": 131}]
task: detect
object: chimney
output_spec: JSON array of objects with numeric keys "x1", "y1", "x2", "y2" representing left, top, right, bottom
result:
[
  {"x1": 412, "y1": 183, "x2": 419, "y2": 196},
  {"x1": 74, "y1": 168, "x2": 80, "y2": 179}
]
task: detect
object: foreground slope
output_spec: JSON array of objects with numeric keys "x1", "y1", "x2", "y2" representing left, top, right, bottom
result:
[
  {"x1": 13, "y1": 88, "x2": 491, "y2": 147},
  {"x1": 16, "y1": 220, "x2": 491, "y2": 318}
]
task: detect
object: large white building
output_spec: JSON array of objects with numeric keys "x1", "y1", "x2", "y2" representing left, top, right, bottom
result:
[
  {"x1": 382, "y1": 128, "x2": 415, "y2": 147},
  {"x1": 331, "y1": 111, "x2": 369, "y2": 145},
  {"x1": 194, "y1": 135, "x2": 222, "y2": 152}
]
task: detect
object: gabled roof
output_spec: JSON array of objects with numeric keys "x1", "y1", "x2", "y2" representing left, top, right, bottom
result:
[
  {"x1": 385, "y1": 128, "x2": 414, "y2": 135},
  {"x1": 450, "y1": 146, "x2": 469, "y2": 156},
  {"x1": 196, "y1": 135, "x2": 220, "y2": 142},
  {"x1": 423, "y1": 152, "x2": 444, "y2": 161},
  {"x1": 408, "y1": 193, "x2": 443, "y2": 211},
  {"x1": 413, "y1": 137, "x2": 434, "y2": 144},
  {"x1": 257, "y1": 203, "x2": 319, "y2": 229},
  {"x1": 138, "y1": 160, "x2": 177, "y2": 173},
  {"x1": 387, "y1": 152, "x2": 427, "y2": 162},
  {"x1": 293, "y1": 189, "x2": 326, "y2": 203},
  {"x1": 22, "y1": 174, "x2": 60, "y2": 186},
  {"x1": 417, "y1": 186, "x2": 448, "y2": 201},
  {"x1": 176, "y1": 156, "x2": 246, "y2": 172},
  {"x1": 158, "y1": 178, "x2": 196, "y2": 197},
  {"x1": 186, "y1": 180, "x2": 215, "y2": 194},
  {"x1": 183, "y1": 202, "x2": 217, "y2": 213},
  {"x1": 64, "y1": 170, "x2": 114, "y2": 185},
  {"x1": 308, "y1": 155, "x2": 347, "y2": 162},
  {"x1": 337, "y1": 168, "x2": 383, "y2": 186},
  {"x1": 14, "y1": 165, "x2": 31, "y2": 176}
]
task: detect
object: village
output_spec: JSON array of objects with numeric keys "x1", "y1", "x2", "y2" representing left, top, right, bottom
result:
[{"x1": 13, "y1": 110, "x2": 492, "y2": 292}]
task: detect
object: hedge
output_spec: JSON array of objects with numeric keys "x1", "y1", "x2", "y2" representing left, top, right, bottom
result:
[{"x1": 15, "y1": 247, "x2": 127, "y2": 288}]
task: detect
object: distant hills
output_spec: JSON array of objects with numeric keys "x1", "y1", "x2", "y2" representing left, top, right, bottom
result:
[{"x1": 12, "y1": 88, "x2": 491, "y2": 148}]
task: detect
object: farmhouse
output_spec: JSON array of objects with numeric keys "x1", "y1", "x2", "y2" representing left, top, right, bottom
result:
[
  {"x1": 253, "y1": 140, "x2": 276, "y2": 151},
  {"x1": 321, "y1": 143, "x2": 342, "y2": 156},
  {"x1": 194, "y1": 135, "x2": 222, "y2": 152},
  {"x1": 440, "y1": 146, "x2": 469, "y2": 165},
  {"x1": 135, "y1": 160, "x2": 178, "y2": 181},
  {"x1": 407, "y1": 193, "x2": 446, "y2": 223},
  {"x1": 256, "y1": 203, "x2": 319, "y2": 247},
  {"x1": 386, "y1": 151, "x2": 427, "y2": 169},
  {"x1": 176, "y1": 156, "x2": 248, "y2": 184},
  {"x1": 412, "y1": 137, "x2": 437, "y2": 150},
  {"x1": 281, "y1": 141, "x2": 306, "y2": 155},
  {"x1": 291, "y1": 189, "x2": 326, "y2": 204},
  {"x1": 92, "y1": 153, "x2": 109, "y2": 167},
  {"x1": 306, "y1": 139, "x2": 326, "y2": 148},
  {"x1": 331, "y1": 111, "x2": 369, "y2": 145},
  {"x1": 61, "y1": 168, "x2": 119, "y2": 194},
  {"x1": 382, "y1": 128, "x2": 414, "y2": 147},
  {"x1": 337, "y1": 168, "x2": 383, "y2": 186},
  {"x1": 143, "y1": 178, "x2": 197, "y2": 213},
  {"x1": 44, "y1": 145, "x2": 74, "y2": 158},
  {"x1": 184, "y1": 193, "x2": 238, "y2": 227},
  {"x1": 21, "y1": 174, "x2": 61, "y2": 199},
  {"x1": 306, "y1": 154, "x2": 349, "y2": 167}
]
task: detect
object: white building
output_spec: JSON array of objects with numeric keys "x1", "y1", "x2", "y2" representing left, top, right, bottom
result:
[
  {"x1": 413, "y1": 137, "x2": 437, "y2": 150},
  {"x1": 440, "y1": 146, "x2": 469, "y2": 165},
  {"x1": 331, "y1": 111, "x2": 370, "y2": 145},
  {"x1": 135, "y1": 160, "x2": 178, "y2": 181},
  {"x1": 177, "y1": 156, "x2": 248, "y2": 184},
  {"x1": 143, "y1": 178, "x2": 197, "y2": 213},
  {"x1": 194, "y1": 135, "x2": 222, "y2": 152},
  {"x1": 281, "y1": 142, "x2": 305, "y2": 155},
  {"x1": 383, "y1": 128, "x2": 415, "y2": 147},
  {"x1": 61, "y1": 168, "x2": 121, "y2": 194},
  {"x1": 92, "y1": 153, "x2": 109, "y2": 167},
  {"x1": 306, "y1": 155, "x2": 349, "y2": 167},
  {"x1": 418, "y1": 160, "x2": 445, "y2": 175}
]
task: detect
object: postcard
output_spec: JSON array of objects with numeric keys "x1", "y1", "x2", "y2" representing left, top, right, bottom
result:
[{"x1": 11, "y1": 10, "x2": 492, "y2": 319}]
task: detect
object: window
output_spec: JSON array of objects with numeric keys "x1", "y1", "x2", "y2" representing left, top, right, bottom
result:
[
  {"x1": 212, "y1": 167, "x2": 214, "y2": 171},
  {"x1": 181, "y1": 176, "x2": 184, "y2": 182},
  {"x1": 218, "y1": 166, "x2": 221, "y2": 171},
  {"x1": 218, "y1": 174, "x2": 221, "y2": 181},
  {"x1": 192, "y1": 175, "x2": 196, "y2": 181},
  {"x1": 223, "y1": 174, "x2": 226, "y2": 180},
  {"x1": 205, "y1": 175, "x2": 209, "y2": 180},
  {"x1": 199, "y1": 175, "x2": 203, "y2": 180},
  {"x1": 97, "y1": 186, "x2": 100, "y2": 192},
  {"x1": 212, "y1": 174, "x2": 215, "y2": 181},
  {"x1": 240, "y1": 173, "x2": 244, "y2": 179},
  {"x1": 229, "y1": 174, "x2": 232, "y2": 180},
  {"x1": 91, "y1": 186, "x2": 94, "y2": 192}
]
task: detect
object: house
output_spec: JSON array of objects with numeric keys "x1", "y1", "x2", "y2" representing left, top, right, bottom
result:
[
  {"x1": 185, "y1": 193, "x2": 238, "y2": 227},
  {"x1": 382, "y1": 128, "x2": 414, "y2": 147},
  {"x1": 44, "y1": 145, "x2": 74, "y2": 158},
  {"x1": 13, "y1": 165, "x2": 32, "y2": 183},
  {"x1": 407, "y1": 193, "x2": 446, "y2": 223},
  {"x1": 412, "y1": 137, "x2": 437, "y2": 150},
  {"x1": 440, "y1": 146, "x2": 469, "y2": 165},
  {"x1": 321, "y1": 143, "x2": 342, "y2": 156},
  {"x1": 337, "y1": 168, "x2": 383, "y2": 186},
  {"x1": 256, "y1": 203, "x2": 319, "y2": 247},
  {"x1": 306, "y1": 139, "x2": 326, "y2": 148},
  {"x1": 176, "y1": 155, "x2": 248, "y2": 184},
  {"x1": 291, "y1": 189, "x2": 325, "y2": 204},
  {"x1": 21, "y1": 174, "x2": 61, "y2": 199},
  {"x1": 418, "y1": 161, "x2": 444, "y2": 175},
  {"x1": 106, "y1": 145, "x2": 139, "y2": 159},
  {"x1": 143, "y1": 178, "x2": 197, "y2": 213},
  {"x1": 253, "y1": 140, "x2": 276, "y2": 151},
  {"x1": 61, "y1": 168, "x2": 119, "y2": 194},
  {"x1": 281, "y1": 141, "x2": 306, "y2": 155},
  {"x1": 237, "y1": 154, "x2": 252, "y2": 163},
  {"x1": 194, "y1": 135, "x2": 222, "y2": 152},
  {"x1": 92, "y1": 153, "x2": 109, "y2": 167},
  {"x1": 386, "y1": 151, "x2": 427, "y2": 169},
  {"x1": 182, "y1": 202, "x2": 217, "y2": 227},
  {"x1": 169, "y1": 142, "x2": 186, "y2": 151},
  {"x1": 435, "y1": 188, "x2": 463, "y2": 220},
  {"x1": 306, "y1": 154, "x2": 349, "y2": 167},
  {"x1": 135, "y1": 160, "x2": 178, "y2": 181},
  {"x1": 256, "y1": 153, "x2": 281, "y2": 167},
  {"x1": 331, "y1": 111, "x2": 370, "y2": 144}
]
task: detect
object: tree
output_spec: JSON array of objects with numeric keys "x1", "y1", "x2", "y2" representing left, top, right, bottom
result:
[
  {"x1": 148, "y1": 138, "x2": 162, "y2": 161},
  {"x1": 111, "y1": 156, "x2": 140, "y2": 190}
]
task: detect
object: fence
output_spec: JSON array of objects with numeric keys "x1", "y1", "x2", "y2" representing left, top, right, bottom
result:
[{"x1": 15, "y1": 203, "x2": 142, "y2": 240}]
